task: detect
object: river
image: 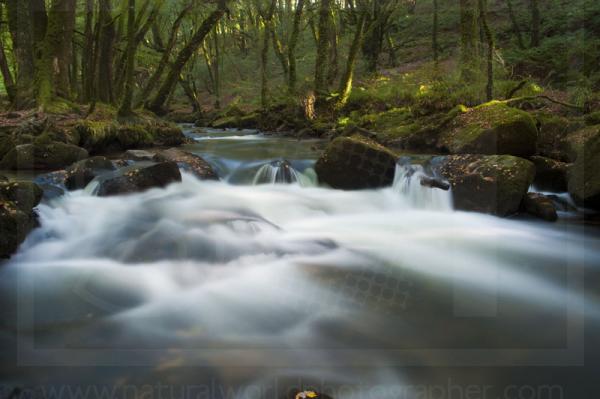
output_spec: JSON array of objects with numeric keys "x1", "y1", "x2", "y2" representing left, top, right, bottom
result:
[{"x1": 1, "y1": 125, "x2": 599, "y2": 398}]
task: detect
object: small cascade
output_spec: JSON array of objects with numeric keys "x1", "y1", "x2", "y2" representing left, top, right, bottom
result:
[
  {"x1": 252, "y1": 160, "x2": 317, "y2": 187},
  {"x1": 392, "y1": 163, "x2": 453, "y2": 211}
]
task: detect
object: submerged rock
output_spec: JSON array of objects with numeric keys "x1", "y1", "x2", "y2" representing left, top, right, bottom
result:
[
  {"x1": 0, "y1": 180, "x2": 43, "y2": 258},
  {"x1": 96, "y1": 162, "x2": 182, "y2": 197},
  {"x1": 566, "y1": 125, "x2": 600, "y2": 209},
  {"x1": 530, "y1": 155, "x2": 568, "y2": 192},
  {"x1": 64, "y1": 156, "x2": 116, "y2": 190},
  {"x1": 0, "y1": 141, "x2": 89, "y2": 170},
  {"x1": 436, "y1": 154, "x2": 536, "y2": 216},
  {"x1": 124, "y1": 149, "x2": 155, "y2": 161},
  {"x1": 153, "y1": 148, "x2": 219, "y2": 180},
  {"x1": 521, "y1": 193, "x2": 558, "y2": 222},
  {"x1": 315, "y1": 136, "x2": 397, "y2": 190},
  {"x1": 439, "y1": 102, "x2": 538, "y2": 157}
]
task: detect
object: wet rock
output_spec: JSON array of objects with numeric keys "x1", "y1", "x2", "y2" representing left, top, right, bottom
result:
[
  {"x1": 436, "y1": 154, "x2": 536, "y2": 216},
  {"x1": 521, "y1": 193, "x2": 558, "y2": 222},
  {"x1": 315, "y1": 136, "x2": 397, "y2": 189},
  {"x1": 153, "y1": 148, "x2": 219, "y2": 180},
  {"x1": 0, "y1": 180, "x2": 43, "y2": 258},
  {"x1": 0, "y1": 141, "x2": 89, "y2": 170},
  {"x1": 96, "y1": 162, "x2": 182, "y2": 197},
  {"x1": 64, "y1": 156, "x2": 116, "y2": 190},
  {"x1": 439, "y1": 102, "x2": 538, "y2": 157},
  {"x1": 530, "y1": 155, "x2": 568, "y2": 192},
  {"x1": 566, "y1": 125, "x2": 600, "y2": 209},
  {"x1": 535, "y1": 113, "x2": 582, "y2": 161},
  {"x1": 124, "y1": 149, "x2": 155, "y2": 161}
]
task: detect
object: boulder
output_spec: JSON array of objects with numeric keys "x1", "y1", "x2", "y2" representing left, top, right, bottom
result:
[
  {"x1": 75, "y1": 120, "x2": 185, "y2": 153},
  {"x1": 153, "y1": 148, "x2": 219, "y2": 180},
  {"x1": 0, "y1": 133, "x2": 15, "y2": 160},
  {"x1": 64, "y1": 156, "x2": 116, "y2": 190},
  {"x1": 0, "y1": 180, "x2": 43, "y2": 258},
  {"x1": 566, "y1": 125, "x2": 600, "y2": 208},
  {"x1": 96, "y1": 162, "x2": 182, "y2": 197},
  {"x1": 435, "y1": 154, "x2": 536, "y2": 216},
  {"x1": 315, "y1": 136, "x2": 397, "y2": 189},
  {"x1": 530, "y1": 155, "x2": 568, "y2": 192},
  {"x1": 438, "y1": 102, "x2": 538, "y2": 157},
  {"x1": 124, "y1": 149, "x2": 155, "y2": 161},
  {"x1": 535, "y1": 113, "x2": 583, "y2": 161},
  {"x1": 0, "y1": 141, "x2": 89, "y2": 170},
  {"x1": 521, "y1": 193, "x2": 558, "y2": 222}
]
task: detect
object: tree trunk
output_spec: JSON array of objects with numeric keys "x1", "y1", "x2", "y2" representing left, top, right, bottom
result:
[
  {"x1": 459, "y1": 0, "x2": 478, "y2": 81},
  {"x1": 479, "y1": 0, "x2": 494, "y2": 101},
  {"x1": 260, "y1": 0, "x2": 277, "y2": 109},
  {"x1": 327, "y1": 10, "x2": 339, "y2": 86},
  {"x1": 96, "y1": 0, "x2": 116, "y2": 103},
  {"x1": 147, "y1": 5, "x2": 226, "y2": 114},
  {"x1": 82, "y1": 0, "x2": 96, "y2": 101},
  {"x1": 432, "y1": 0, "x2": 439, "y2": 63},
  {"x1": 118, "y1": 0, "x2": 136, "y2": 117},
  {"x1": 5, "y1": 0, "x2": 36, "y2": 107},
  {"x1": 314, "y1": 0, "x2": 331, "y2": 100},
  {"x1": 137, "y1": 3, "x2": 193, "y2": 107},
  {"x1": 54, "y1": 0, "x2": 77, "y2": 98},
  {"x1": 505, "y1": 0, "x2": 525, "y2": 49},
  {"x1": 0, "y1": 34, "x2": 16, "y2": 102},
  {"x1": 179, "y1": 76, "x2": 202, "y2": 113},
  {"x1": 529, "y1": 0, "x2": 540, "y2": 47},
  {"x1": 337, "y1": 13, "x2": 365, "y2": 108},
  {"x1": 287, "y1": 0, "x2": 304, "y2": 93}
]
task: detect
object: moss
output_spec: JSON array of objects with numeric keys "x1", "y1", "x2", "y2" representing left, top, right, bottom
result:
[
  {"x1": 566, "y1": 125, "x2": 600, "y2": 207},
  {"x1": 439, "y1": 102, "x2": 538, "y2": 156},
  {"x1": 0, "y1": 133, "x2": 15, "y2": 160},
  {"x1": 585, "y1": 111, "x2": 600, "y2": 126}
]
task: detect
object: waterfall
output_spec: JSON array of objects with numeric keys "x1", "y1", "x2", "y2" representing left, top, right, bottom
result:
[
  {"x1": 392, "y1": 163, "x2": 453, "y2": 211},
  {"x1": 252, "y1": 160, "x2": 317, "y2": 186}
]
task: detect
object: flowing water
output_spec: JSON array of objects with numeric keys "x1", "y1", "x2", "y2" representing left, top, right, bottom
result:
[{"x1": 1, "y1": 126, "x2": 600, "y2": 398}]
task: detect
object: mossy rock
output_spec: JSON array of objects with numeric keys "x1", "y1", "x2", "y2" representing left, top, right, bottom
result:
[
  {"x1": 75, "y1": 120, "x2": 184, "y2": 153},
  {"x1": 534, "y1": 113, "x2": 583, "y2": 161},
  {"x1": 0, "y1": 141, "x2": 89, "y2": 170},
  {"x1": 0, "y1": 181, "x2": 43, "y2": 212},
  {"x1": 64, "y1": 156, "x2": 116, "y2": 190},
  {"x1": 530, "y1": 156, "x2": 568, "y2": 192},
  {"x1": 439, "y1": 102, "x2": 538, "y2": 157},
  {"x1": 566, "y1": 125, "x2": 600, "y2": 208},
  {"x1": 584, "y1": 111, "x2": 600, "y2": 126},
  {"x1": 315, "y1": 136, "x2": 398, "y2": 190},
  {"x1": 210, "y1": 116, "x2": 238, "y2": 129},
  {"x1": 436, "y1": 154, "x2": 536, "y2": 216},
  {"x1": 521, "y1": 193, "x2": 558, "y2": 222},
  {"x1": 0, "y1": 133, "x2": 15, "y2": 160},
  {"x1": 96, "y1": 162, "x2": 182, "y2": 197},
  {"x1": 0, "y1": 180, "x2": 43, "y2": 258}
]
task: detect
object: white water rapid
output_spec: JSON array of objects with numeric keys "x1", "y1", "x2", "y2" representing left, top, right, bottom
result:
[{"x1": 1, "y1": 126, "x2": 599, "y2": 398}]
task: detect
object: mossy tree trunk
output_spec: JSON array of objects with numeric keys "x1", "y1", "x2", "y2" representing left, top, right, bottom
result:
[
  {"x1": 137, "y1": 3, "x2": 193, "y2": 107},
  {"x1": 432, "y1": 0, "x2": 439, "y2": 64},
  {"x1": 314, "y1": 0, "x2": 332, "y2": 104},
  {"x1": 337, "y1": 13, "x2": 366, "y2": 108},
  {"x1": 287, "y1": 0, "x2": 305, "y2": 94},
  {"x1": 147, "y1": 3, "x2": 226, "y2": 114},
  {"x1": 96, "y1": 0, "x2": 116, "y2": 104},
  {"x1": 118, "y1": 0, "x2": 136, "y2": 118},
  {"x1": 460, "y1": 0, "x2": 478, "y2": 81},
  {"x1": 529, "y1": 0, "x2": 540, "y2": 47},
  {"x1": 479, "y1": 0, "x2": 494, "y2": 101},
  {"x1": 259, "y1": 0, "x2": 277, "y2": 109},
  {"x1": 5, "y1": 0, "x2": 36, "y2": 108},
  {"x1": 0, "y1": 6, "x2": 16, "y2": 102},
  {"x1": 505, "y1": 0, "x2": 524, "y2": 49},
  {"x1": 81, "y1": 0, "x2": 95, "y2": 102}
]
